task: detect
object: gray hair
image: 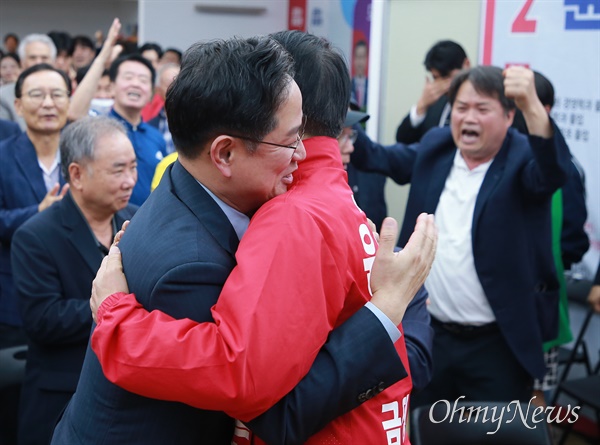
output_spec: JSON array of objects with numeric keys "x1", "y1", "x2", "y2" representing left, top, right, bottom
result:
[
  {"x1": 60, "y1": 116, "x2": 127, "y2": 182},
  {"x1": 18, "y1": 34, "x2": 57, "y2": 61}
]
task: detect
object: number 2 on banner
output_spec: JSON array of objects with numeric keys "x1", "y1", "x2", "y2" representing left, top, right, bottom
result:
[{"x1": 512, "y1": 0, "x2": 537, "y2": 33}]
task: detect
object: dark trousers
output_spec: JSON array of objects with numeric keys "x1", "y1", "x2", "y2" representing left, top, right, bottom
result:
[{"x1": 411, "y1": 317, "x2": 533, "y2": 409}]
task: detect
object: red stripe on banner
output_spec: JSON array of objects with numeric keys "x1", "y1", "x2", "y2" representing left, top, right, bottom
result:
[
  {"x1": 482, "y1": 0, "x2": 496, "y2": 65},
  {"x1": 288, "y1": 0, "x2": 307, "y2": 31}
]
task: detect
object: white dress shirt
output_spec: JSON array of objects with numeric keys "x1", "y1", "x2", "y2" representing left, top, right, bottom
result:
[{"x1": 426, "y1": 149, "x2": 496, "y2": 325}]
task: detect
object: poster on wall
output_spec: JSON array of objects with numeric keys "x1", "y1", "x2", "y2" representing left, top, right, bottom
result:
[
  {"x1": 288, "y1": 0, "x2": 373, "y2": 111},
  {"x1": 480, "y1": 0, "x2": 600, "y2": 277}
]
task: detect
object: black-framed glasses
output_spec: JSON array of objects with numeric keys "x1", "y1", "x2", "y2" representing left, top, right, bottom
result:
[
  {"x1": 229, "y1": 115, "x2": 306, "y2": 151},
  {"x1": 24, "y1": 89, "x2": 69, "y2": 105}
]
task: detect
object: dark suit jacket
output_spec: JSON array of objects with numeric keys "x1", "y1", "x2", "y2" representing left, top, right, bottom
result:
[
  {"x1": 53, "y1": 160, "x2": 405, "y2": 444},
  {"x1": 11, "y1": 192, "x2": 135, "y2": 445},
  {"x1": 559, "y1": 157, "x2": 589, "y2": 269},
  {"x1": 511, "y1": 114, "x2": 589, "y2": 269},
  {"x1": 352, "y1": 124, "x2": 571, "y2": 380},
  {"x1": 395, "y1": 95, "x2": 449, "y2": 144},
  {"x1": 0, "y1": 132, "x2": 66, "y2": 327},
  {"x1": 346, "y1": 163, "x2": 388, "y2": 231},
  {"x1": 0, "y1": 118, "x2": 20, "y2": 142}
]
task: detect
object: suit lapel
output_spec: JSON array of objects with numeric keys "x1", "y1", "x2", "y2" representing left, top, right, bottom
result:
[
  {"x1": 169, "y1": 161, "x2": 239, "y2": 256},
  {"x1": 14, "y1": 134, "x2": 47, "y2": 201},
  {"x1": 472, "y1": 136, "x2": 510, "y2": 233},
  {"x1": 424, "y1": 142, "x2": 455, "y2": 215},
  {"x1": 61, "y1": 192, "x2": 103, "y2": 275}
]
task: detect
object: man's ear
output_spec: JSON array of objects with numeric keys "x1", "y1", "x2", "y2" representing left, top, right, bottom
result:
[
  {"x1": 210, "y1": 135, "x2": 241, "y2": 178},
  {"x1": 506, "y1": 109, "x2": 516, "y2": 126},
  {"x1": 68, "y1": 163, "x2": 84, "y2": 190},
  {"x1": 14, "y1": 98, "x2": 23, "y2": 117},
  {"x1": 462, "y1": 58, "x2": 471, "y2": 70}
]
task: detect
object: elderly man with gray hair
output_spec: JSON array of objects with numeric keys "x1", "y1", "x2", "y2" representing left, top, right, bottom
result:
[
  {"x1": 0, "y1": 33, "x2": 57, "y2": 128},
  {"x1": 10, "y1": 116, "x2": 137, "y2": 445}
]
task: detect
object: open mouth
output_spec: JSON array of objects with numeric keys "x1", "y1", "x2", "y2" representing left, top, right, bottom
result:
[
  {"x1": 126, "y1": 91, "x2": 142, "y2": 100},
  {"x1": 461, "y1": 128, "x2": 480, "y2": 143}
]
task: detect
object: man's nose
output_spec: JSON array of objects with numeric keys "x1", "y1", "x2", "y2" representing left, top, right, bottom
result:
[{"x1": 293, "y1": 139, "x2": 307, "y2": 162}]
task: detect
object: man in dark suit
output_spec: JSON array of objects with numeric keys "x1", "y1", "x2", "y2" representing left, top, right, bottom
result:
[
  {"x1": 54, "y1": 36, "x2": 435, "y2": 445},
  {"x1": 351, "y1": 65, "x2": 571, "y2": 405},
  {"x1": 0, "y1": 64, "x2": 71, "y2": 349},
  {"x1": 0, "y1": 118, "x2": 20, "y2": 141},
  {"x1": 11, "y1": 116, "x2": 137, "y2": 445},
  {"x1": 395, "y1": 40, "x2": 470, "y2": 144}
]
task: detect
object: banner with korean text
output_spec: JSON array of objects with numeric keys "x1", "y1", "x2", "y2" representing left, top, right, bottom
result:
[{"x1": 481, "y1": 0, "x2": 600, "y2": 276}]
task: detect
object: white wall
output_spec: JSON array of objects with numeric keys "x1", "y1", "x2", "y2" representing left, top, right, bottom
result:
[
  {"x1": 139, "y1": 0, "x2": 288, "y2": 52},
  {"x1": 0, "y1": 0, "x2": 137, "y2": 42}
]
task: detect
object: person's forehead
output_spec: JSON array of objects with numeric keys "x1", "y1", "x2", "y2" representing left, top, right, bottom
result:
[
  {"x1": 75, "y1": 43, "x2": 94, "y2": 52},
  {"x1": 117, "y1": 61, "x2": 151, "y2": 76},
  {"x1": 25, "y1": 41, "x2": 51, "y2": 55},
  {"x1": 23, "y1": 70, "x2": 67, "y2": 88},
  {"x1": 456, "y1": 81, "x2": 499, "y2": 103},
  {"x1": 96, "y1": 131, "x2": 135, "y2": 157},
  {"x1": 142, "y1": 49, "x2": 159, "y2": 59}
]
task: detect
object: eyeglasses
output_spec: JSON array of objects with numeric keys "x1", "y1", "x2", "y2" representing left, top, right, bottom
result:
[
  {"x1": 24, "y1": 89, "x2": 69, "y2": 105},
  {"x1": 338, "y1": 129, "x2": 358, "y2": 144},
  {"x1": 229, "y1": 116, "x2": 307, "y2": 151}
]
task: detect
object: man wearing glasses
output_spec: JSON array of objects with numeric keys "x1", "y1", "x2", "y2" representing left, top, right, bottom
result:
[
  {"x1": 0, "y1": 64, "x2": 71, "y2": 350},
  {"x1": 68, "y1": 32, "x2": 436, "y2": 444},
  {"x1": 55, "y1": 35, "x2": 436, "y2": 444}
]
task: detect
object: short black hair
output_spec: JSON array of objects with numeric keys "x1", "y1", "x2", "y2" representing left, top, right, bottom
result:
[
  {"x1": 271, "y1": 30, "x2": 351, "y2": 138},
  {"x1": 424, "y1": 40, "x2": 467, "y2": 78},
  {"x1": 1, "y1": 52, "x2": 20, "y2": 65},
  {"x1": 139, "y1": 42, "x2": 163, "y2": 59},
  {"x1": 533, "y1": 71, "x2": 554, "y2": 109},
  {"x1": 4, "y1": 33, "x2": 19, "y2": 44},
  {"x1": 15, "y1": 63, "x2": 72, "y2": 98},
  {"x1": 354, "y1": 40, "x2": 367, "y2": 52},
  {"x1": 48, "y1": 31, "x2": 72, "y2": 54},
  {"x1": 448, "y1": 65, "x2": 515, "y2": 115},
  {"x1": 69, "y1": 35, "x2": 95, "y2": 56},
  {"x1": 109, "y1": 53, "x2": 156, "y2": 85},
  {"x1": 162, "y1": 47, "x2": 182, "y2": 63},
  {"x1": 165, "y1": 36, "x2": 294, "y2": 159}
]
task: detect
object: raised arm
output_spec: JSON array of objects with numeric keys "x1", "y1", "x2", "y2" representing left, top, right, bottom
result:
[
  {"x1": 67, "y1": 18, "x2": 122, "y2": 121},
  {"x1": 503, "y1": 66, "x2": 551, "y2": 138}
]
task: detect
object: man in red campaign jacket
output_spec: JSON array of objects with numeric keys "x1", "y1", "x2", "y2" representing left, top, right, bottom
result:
[{"x1": 89, "y1": 32, "x2": 435, "y2": 444}]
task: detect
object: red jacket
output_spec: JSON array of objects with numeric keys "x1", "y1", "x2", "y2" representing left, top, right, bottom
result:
[{"x1": 92, "y1": 137, "x2": 412, "y2": 443}]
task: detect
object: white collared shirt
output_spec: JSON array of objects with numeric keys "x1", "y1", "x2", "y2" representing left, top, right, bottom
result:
[
  {"x1": 426, "y1": 149, "x2": 496, "y2": 325},
  {"x1": 198, "y1": 182, "x2": 250, "y2": 241},
  {"x1": 37, "y1": 150, "x2": 61, "y2": 193}
]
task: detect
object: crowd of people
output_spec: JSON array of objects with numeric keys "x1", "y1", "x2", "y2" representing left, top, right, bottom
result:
[{"x1": 0, "y1": 19, "x2": 598, "y2": 445}]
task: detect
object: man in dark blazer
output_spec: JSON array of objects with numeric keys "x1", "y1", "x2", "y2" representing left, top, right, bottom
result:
[
  {"x1": 12, "y1": 116, "x2": 137, "y2": 445},
  {"x1": 0, "y1": 118, "x2": 20, "y2": 142},
  {"x1": 352, "y1": 65, "x2": 571, "y2": 405},
  {"x1": 395, "y1": 40, "x2": 470, "y2": 144},
  {"x1": 0, "y1": 64, "x2": 71, "y2": 348},
  {"x1": 53, "y1": 36, "x2": 433, "y2": 445}
]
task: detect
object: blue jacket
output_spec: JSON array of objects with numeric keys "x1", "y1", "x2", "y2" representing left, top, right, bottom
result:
[
  {"x1": 12, "y1": 192, "x2": 135, "y2": 445},
  {"x1": 0, "y1": 132, "x2": 66, "y2": 327}
]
